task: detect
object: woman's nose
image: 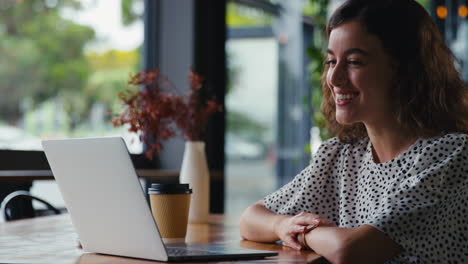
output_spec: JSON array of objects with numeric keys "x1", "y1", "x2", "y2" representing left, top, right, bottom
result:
[{"x1": 328, "y1": 63, "x2": 347, "y2": 87}]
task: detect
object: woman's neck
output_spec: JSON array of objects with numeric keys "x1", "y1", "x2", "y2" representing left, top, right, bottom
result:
[{"x1": 366, "y1": 125, "x2": 417, "y2": 163}]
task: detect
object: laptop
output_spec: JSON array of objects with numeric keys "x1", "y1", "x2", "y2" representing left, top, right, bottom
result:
[{"x1": 42, "y1": 137, "x2": 278, "y2": 262}]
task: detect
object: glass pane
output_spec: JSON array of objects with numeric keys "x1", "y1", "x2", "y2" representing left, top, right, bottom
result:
[
  {"x1": 451, "y1": 2, "x2": 468, "y2": 82},
  {"x1": 0, "y1": 0, "x2": 144, "y2": 209},
  {"x1": 226, "y1": 2, "x2": 274, "y2": 27},
  {"x1": 0, "y1": 0, "x2": 144, "y2": 153},
  {"x1": 225, "y1": 3, "x2": 278, "y2": 218},
  {"x1": 430, "y1": 0, "x2": 468, "y2": 82}
]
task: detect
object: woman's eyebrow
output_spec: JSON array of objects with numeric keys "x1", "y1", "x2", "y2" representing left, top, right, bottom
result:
[
  {"x1": 326, "y1": 48, "x2": 369, "y2": 56},
  {"x1": 345, "y1": 48, "x2": 369, "y2": 56}
]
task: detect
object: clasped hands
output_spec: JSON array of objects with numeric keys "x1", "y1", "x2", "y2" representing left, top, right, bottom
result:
[{"x1": 274, "y1": 212, "x2": 335, "y2": 250}]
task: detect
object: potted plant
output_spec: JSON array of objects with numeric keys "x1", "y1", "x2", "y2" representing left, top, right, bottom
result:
[{"x1": 112, "y1": 69, "x2": 222, "y2": 223}]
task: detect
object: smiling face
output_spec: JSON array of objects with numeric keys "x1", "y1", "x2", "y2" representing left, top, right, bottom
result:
[{"x1": 326, "y1": 20, "x2": 396, "y2": 128}]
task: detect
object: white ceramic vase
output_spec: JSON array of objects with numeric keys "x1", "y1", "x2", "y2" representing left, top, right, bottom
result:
[{"x1": 179, "y1": 141, "x2": 210, "y2": 224}]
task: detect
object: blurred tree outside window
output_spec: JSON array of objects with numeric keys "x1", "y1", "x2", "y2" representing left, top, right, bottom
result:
[{"x1": 0, "y1": 0, "x2": 143, "y2": 153}]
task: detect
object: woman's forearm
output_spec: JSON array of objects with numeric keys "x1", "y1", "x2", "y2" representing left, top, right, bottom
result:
[
  {"x1": 305, "y1": 225, "x2": 401, "y2": 264},
  {"x1": 240, "y1": 202, "x2": 401, "y2": 263},
  {"x1": 239, "y1": 200, "x2": 290, "y2": 242}
]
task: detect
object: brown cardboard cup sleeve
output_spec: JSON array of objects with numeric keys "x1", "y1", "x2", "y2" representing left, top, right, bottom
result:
[{"x1": 148, "y1": 183, "x2": 192, "y2": 243}]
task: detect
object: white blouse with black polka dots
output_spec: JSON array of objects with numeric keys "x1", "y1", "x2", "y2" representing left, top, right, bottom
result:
[{"x1": 264, "y1": 133, "x2": 468, "y2": 263}]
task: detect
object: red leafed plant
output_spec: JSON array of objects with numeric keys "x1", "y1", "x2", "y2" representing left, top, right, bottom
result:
[{"x1": 112, "y1": 69, "x2": 222, "y2": 159}]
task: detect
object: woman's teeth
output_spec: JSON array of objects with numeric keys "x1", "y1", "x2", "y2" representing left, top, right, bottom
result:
[{"x1": 336, "y1": 93, "x2": 356, "y2": 100}]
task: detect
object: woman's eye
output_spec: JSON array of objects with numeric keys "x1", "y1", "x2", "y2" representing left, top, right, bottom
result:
[
  {"x1": 347, "y1": 60, "x2": 363, "y2": 66},
  {"x1": 325, "y1": 60, "x2": 336, "y2": 66}
]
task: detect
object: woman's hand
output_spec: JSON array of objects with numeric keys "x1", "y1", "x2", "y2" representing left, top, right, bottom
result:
[{"x1": 273, "y1": 212, "x2": 335, "y2": 250}]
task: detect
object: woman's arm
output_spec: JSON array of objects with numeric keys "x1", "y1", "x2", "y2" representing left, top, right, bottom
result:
[
  {"x1": 305, "y1": 225, "x2": 402, "y2": 264},
  {"x1": 240, "y1": 200, "x2": 333, "y2": 250},
  {"x1": 240, "y1": 201, "x2": 401, "y2": 263},
  {"x1": 239, "y1": 200, "x2": 291, "y2": 243}
]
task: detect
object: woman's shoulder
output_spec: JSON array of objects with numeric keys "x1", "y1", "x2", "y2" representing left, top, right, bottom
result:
[
  {"x1": 406, "y1": 132, "x2": 468, "y2": 187},
  {"x1": 310, "y1": 137, "x2": 369, "y2": 167},
  {"x1": 315, "y1": 136, "x2": 369, "y2": 156},
  {"x1": 419, "y1": 132, "x2": 468, "y2": 152}
]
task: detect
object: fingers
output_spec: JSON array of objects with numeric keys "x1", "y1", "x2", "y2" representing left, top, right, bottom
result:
[
  {"x1": 282, "y1": 230, "x2": 304, "y2": 250},
  {"x1": 291, "y1": 212, "x2": 320, "y2": 226},
  {"x1": 277, "y1": 212, "x2": 336, "y2": 251},
  {"x1": 280, "y1": 224, "x2": 307, "y2": 250},
  {"x1": 292, "y1": 212, "x2": 336, "y2": 227}
]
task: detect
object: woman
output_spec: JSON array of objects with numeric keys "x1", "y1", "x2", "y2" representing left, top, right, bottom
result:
[{"x1": 239, "y1": 0, "x2": 468, "y2": 263}]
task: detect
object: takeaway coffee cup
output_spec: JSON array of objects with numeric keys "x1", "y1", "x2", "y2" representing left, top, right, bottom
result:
[{"x1": 148, "y1": 183, "x2": 192, "y2": 242}]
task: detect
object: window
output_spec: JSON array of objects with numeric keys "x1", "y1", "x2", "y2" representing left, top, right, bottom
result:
[
  {"x1": 0, "y1": 0, "x2": 144, "y2": 154},
  {"x1": 0, "y1": 0, "x2": 315, "y2": 215},
  {"x1": 225, "y1": 1, "x2": 278, "y2": 217},
  {"x1": 225, "y1": 0, "x2": 313, "y2": 217},
  {"x1": 448, "y1": 2, "x2": 468, "y2": 82},
  {"x1": 0, "y1": 0, "x2": 145, "y2": 209},
  {"x1": 432, "y1": 0, "x2": 468, "y2": 82}
]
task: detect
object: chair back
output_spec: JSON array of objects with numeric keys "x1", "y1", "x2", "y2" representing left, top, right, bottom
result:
[{"x1": 0, "y1": 190, "x2": 61, "y2": 221}]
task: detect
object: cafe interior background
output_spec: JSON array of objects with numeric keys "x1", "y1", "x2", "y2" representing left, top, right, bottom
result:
[{"x1": 0, "y1": 0, "x2": 466, "y2": 220}]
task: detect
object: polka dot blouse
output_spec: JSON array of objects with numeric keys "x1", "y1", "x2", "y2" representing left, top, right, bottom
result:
[{"x1": 264, "y1": 133, "x2": 468, "y2": 263}]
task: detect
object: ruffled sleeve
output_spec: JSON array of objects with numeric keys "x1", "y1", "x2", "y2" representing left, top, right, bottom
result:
[{"x1": 263, "y1": 137, "x2": 346, "y2": 222}]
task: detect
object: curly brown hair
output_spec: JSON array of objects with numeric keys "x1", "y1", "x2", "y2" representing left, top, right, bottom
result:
[{"x1": 321, "y1": 0, "x2": 468, "y2": 143}]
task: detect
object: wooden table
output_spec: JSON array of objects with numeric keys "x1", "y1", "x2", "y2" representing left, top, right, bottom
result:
[{"x1": 0, "y1": 214, "x2": 325, "y2": 263}]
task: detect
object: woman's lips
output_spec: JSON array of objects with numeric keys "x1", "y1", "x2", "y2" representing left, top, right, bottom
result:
[{"x1": 335, "y1": 92, "x2": 358, "y2": 106}]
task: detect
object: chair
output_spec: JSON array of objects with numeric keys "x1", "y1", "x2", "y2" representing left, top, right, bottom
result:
[{"x1": 0, "y1": 190, "x2": 61, "y2": 221}]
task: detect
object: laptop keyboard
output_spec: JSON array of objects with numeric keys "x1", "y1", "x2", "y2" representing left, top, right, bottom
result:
[{"x1": 167, "y1": 247, "x2": 214, "y2": 256}]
